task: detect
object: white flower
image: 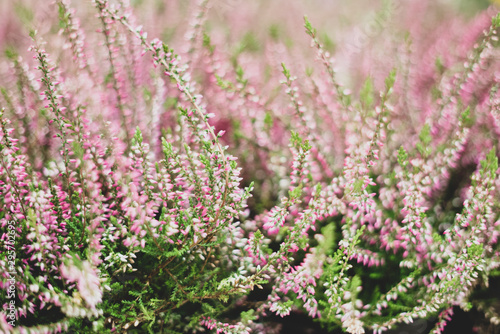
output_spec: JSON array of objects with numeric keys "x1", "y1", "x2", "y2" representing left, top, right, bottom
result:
[{"x1": 343, "y1": 315, "x2": 365, "y2": 334}]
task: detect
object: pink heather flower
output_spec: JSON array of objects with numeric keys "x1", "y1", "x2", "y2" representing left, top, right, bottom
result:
[
  {"x1": 1, "y1": 1, "x2": 499, "y2": 333},
  {"x1": 0, "y1": 312, "x2": 13, "y2": 333},
  {"x1": 269, "y1": 299, "x2": 292, "y2": 318},
  {"x1": 60, "y1": 259, "x2": 102, "y2": 308},
  {"x1": 201, "y1": 317, "x2": 251, "y2": 334}
]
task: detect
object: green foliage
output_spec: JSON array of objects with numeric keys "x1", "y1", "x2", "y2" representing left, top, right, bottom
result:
[
  {"x1": 161, "y1": 137, "x2": 173, "y2": 159},
  {"x1": 303, "y1": 16, "x2": 316, "y2": 37},
  {"x1": 281, "y1": 62, "x2": 291, "y2": 80},
  {"x1": 397, "y1": 146, "x2": 408, "y2": 169},
  {"x1": 360, "y1": 77, "x2": 375, "y2": 109},
  {"x1": 290, "y1": 130, "x2": 311, "y2": 151},
  {"x1": 238, "y1": 32, "x2": 261, "y2": 54},
  {"x1": 416, "y1": 124, "x2": 432, "y2": 158},
  {"x1": 202, "y1": 32, "x2": 215, "y2": 54},
  {"x1": 435, "y1": 56, "x2": 445, "y2": 75},
  {"x1": 384, "y1": 68, "x2": 396, "y2": 92},
  {"x1": 132, "y1": 127, "x2": 143, "y2": 146},
  {"x1": 460, "y1": 106, "x2": 474, "y2": 127},
  {"x1": 480, "y1": 147, "x2": 498, "y2": 179},
  {"x1": 14, "y1": 2, "x2": 34, "y2": 25},
  {"x1": 492, "y1": 12, "x2": 500, "y2": 28}
]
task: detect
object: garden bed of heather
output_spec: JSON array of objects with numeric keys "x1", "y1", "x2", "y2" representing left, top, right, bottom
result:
[{"x1": 1, "y1": 0, "x2": 500, "y2": 333}]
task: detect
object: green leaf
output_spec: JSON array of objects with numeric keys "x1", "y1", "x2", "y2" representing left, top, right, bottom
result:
[
  {"x1": 492, "y1": 12, "x2": 500, "y2": 28},
  {"x1": 302, "y1": 139, "x2": 311, "y2": 151},
  {"x1": 253, "y1": 229, "x2": 263, "y2": 243},
  {"x1": 4, "y1": 47, "x2": 18, "y2": 61},
  {"x1": 467, "y1": 243, "x2": 484, "y2": 258},
  {"x1": 281, "y1": 62, "x2": 290, "y2": 80},
  {"x1": 460, "y1": 106, "x2": 474, "y2": 127},
  {"x1": 385, "y1": 68, "x2": 396, "y2": 92},
  {"x1": 133, "y1": 127, "x2": 143, "y2": 146},
  {"x1": 435, "y1": 56, "x2": 445, "y2": 74},
  {"x1": 202, "y1": 32, "x2": 215, "y2": 54},
  {"x1": 418, "y1": 123, "x2": 432, "y2": 145},
  {"x1": 290, "y1": 130, "x2": 300, "y2": 147},
  {"x1": 397, "y1": 146, "x2": 408, "y2": 168},
  {"x1": 215, "y1": 74, "x2": 233, "y2": 90},
  {"x1": 14, "y1": 3, "x2": 34, "y2": 25},
  {"x1": 305, "y1": 66, "x2": 314, "y2": 77},
  {"x1": 360, "y1": 77, "x2": 374, "y2": 109},
  {"x1": 72, "y1": 141, "x2": 84, "y2": 159},
  {"x1": 303, "y1": 16, "x2": 316, "y2": 37},
  {"x1": 269, "y1": 24, "x2": 281, "y2": 41},
  {"x1": 236, "y1": 65, "x2": 245, "y2": 81},
  {"x1": 241, "y1": 309, "x2": 257, "y2": 323},
  {"x1": 264, "y1": 111, "x2": 273, "y2": 128},
  {"x1": 239, "y1": 32, "x2": 260, "y2": 53},
  {"x1": 322, "y1": 31, "x2": 336, "y2": 53},
  {"x1": 352, "y1": 179, "x2": 364, "y2": 193},
  {"x1": 289, "y1": 186, "x2": 303, "y2": 200},
  {"x1": 480, "y1": 147, "x2": 498, "y2": 178},
  {"x1": 161, "y1": 137, "x2": 173, "y2": 159},
  {"x1": 178, "y1": 106, "x2": 188, "y2": 117},
  {"x1": 417, "y1": 123, "x2": 432, "y2": 157}
]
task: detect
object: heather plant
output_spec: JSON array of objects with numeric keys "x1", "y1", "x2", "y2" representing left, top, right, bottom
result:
[{"x1": 0, "y1": 1, "x2": 500, "y2": 334}]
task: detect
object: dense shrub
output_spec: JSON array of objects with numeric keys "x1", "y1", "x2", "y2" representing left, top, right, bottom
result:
[{"x1": 0, "y1": 0, "x2": 499, "y2": 333}]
